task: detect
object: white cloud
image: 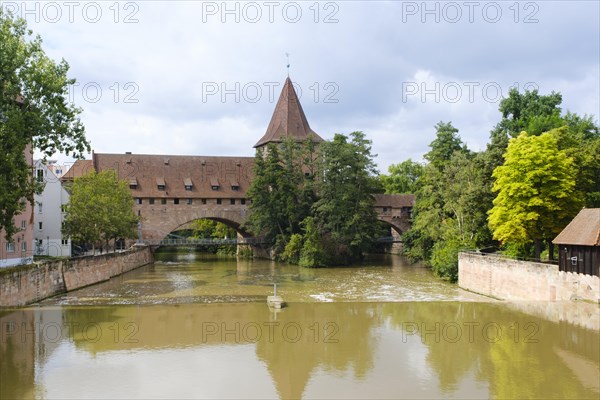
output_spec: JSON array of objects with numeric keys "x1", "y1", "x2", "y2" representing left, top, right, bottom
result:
[{"x1": 19, "y1": 0, "x2": 598, "y2": 170}]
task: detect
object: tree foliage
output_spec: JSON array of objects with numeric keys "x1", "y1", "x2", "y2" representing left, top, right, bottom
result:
[
  {"x1": 380, "y1": 159, "x2": 423, "y2": 194},
  {"x1": 488, "y1": 131, "x2": 581, "y2": 260},
  {"x1": 191, "y1": 219, "x2": 237, "y2": 255},
  {"x1": 245, "y1": 139, "x2": 315, "y2": 244},
  {"x1": 403, "y1": 122, "x2": 488, "y2": 280},
  {"x1": 0, "y1": 11, "x2": 90, "y2": 239},
  {"x1": 246, "y1": 132, "x2": 381, "y2": 266},
  {"x1": 62, "y1": 171, "x2": 138, "y2": 249},
  {"x1": 309, "y1": 132, "x2": 382, "y2": 264}
]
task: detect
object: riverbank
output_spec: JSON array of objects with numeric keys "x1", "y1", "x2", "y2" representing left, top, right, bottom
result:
[{"x1": 0, "y1": 246, "x2": 153, "y2": 307}]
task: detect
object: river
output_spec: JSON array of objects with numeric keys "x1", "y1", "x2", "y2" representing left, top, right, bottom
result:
[{"x1": 1, "y1": 251, "x2": 598, "y2": 399}]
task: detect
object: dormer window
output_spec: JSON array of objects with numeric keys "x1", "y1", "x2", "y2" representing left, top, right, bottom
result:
[
  {"x1": 230, "y1": 179, "x2": 239, "y2": 191},
  {"x1": 129, "y1": 177, "x2": 138, "y2": 189},
  {"x1": 184, "y1": 178, "x2": 193, "y2": 191},
  {"x1": 157, "y1": 177, "x2": 166, "y2": 191},
  {"x1": 164, "y1": 158, "x2": 170, "y2": 165},
  {"x1": 210, "y1": 177, "x2": 220, "y2": 191}
]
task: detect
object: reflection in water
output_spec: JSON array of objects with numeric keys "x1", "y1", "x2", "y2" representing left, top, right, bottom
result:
[{"x1": 1, "y1": 252, "x2": 598, "y2": 399}]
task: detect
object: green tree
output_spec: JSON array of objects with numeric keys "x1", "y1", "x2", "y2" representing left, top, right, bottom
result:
[
  {"x1": 403, "y1": 122, "x2": 469, "y2": 262},
  {"x1": 380, "y1": 159, "x2": 423, "y2": 194},
  {"x1": 488, "y1": 131, "x2": 581, "y2": 260},
  {"x1": 424, "y1": 121, "x2": 466, "y2": 169},
  {"x1": 0, "y1": 11, "x2": 89, "y2": 239},
  {"x1": 311, "y1": 131, "x2": 382, "y2": 262},
  {"x1": 191, "y1": 219, "x2": 237, "y2": 254},
  {"x1": 245, "y1": 138, "x2": 315, "y2": 251},
  {"x1": 486, "y1": 88, "x2": 564, "y2": 173},
  {"x1": 63, "y1": 171, "x2": 138, "y2": 251}
]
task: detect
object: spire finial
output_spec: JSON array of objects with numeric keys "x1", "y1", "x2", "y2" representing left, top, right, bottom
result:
[{"x1": 285, "y1": 52, "x2": 290, "y2": 77}]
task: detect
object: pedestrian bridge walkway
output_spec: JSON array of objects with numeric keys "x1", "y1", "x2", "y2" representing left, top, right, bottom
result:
[
  {"x1": 144, "y1": 237, "x2": 266, "y2": 246},
  {"x1": 144, "y1": 236, "x2": 401, "y2": 247}
]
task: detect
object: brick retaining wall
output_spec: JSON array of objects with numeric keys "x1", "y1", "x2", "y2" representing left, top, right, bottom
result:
[
  {"x1": 459, "y1": 252, "x2": 600, "y2": 303},
  {"x1": 0, "y1": 246, "x2": 153, "y2": 307}
]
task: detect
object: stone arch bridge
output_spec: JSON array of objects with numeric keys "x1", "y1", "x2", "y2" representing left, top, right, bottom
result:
[{"x1": 80, "y1": 153, "x2": 414, "y2": 246}]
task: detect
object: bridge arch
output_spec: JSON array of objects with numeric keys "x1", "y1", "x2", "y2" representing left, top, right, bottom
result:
[{"x1": 139, "y1": 206, "x2": 252, "y2": 242}]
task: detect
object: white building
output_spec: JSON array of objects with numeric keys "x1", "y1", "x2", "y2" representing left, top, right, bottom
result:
[{"x1": 33, "y1": 160, "x2": 71, "y2": 257}]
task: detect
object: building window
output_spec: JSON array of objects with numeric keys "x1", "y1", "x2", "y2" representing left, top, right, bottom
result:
[
  {"x1": 21, "y1": 241, "x2": 26, "y2": 252},
  {"x1": 174, "y1": 198, "x2": 180, "y2": 205},
  {"x1": 201, "y1": 199, "x2": 207, "y2": 205},
  {"x1": 383, "y1": 207, "x2": 388, "y2": 213},
  {"x1": 55, "y1": 169, "x2": 62, "y2": 175},
  {"x1": 62, "y1": 239, "x2": 69, "y2": 245},
  {"x1": 6, "y1": 242, "x2": 14, "y2": 253},
  {"x1": 231, "y1": 185, "x2": 239, "y2": 191},
  {"x1": 230, "y1": 199, "x2": 235, "y2": 205},
  {"x1": 185, "y1": 185, "x2": 192, "y2": 191},
  {"x1": 187, "y1": 199, "x2": 193, "y2": 205},
  {"x1": 38, "y1": 202, "x2": 43, "y2": 213},
  {"x1": 211, "y1": 185, "x2": 219, "y2": 191},
  {"x1": 36, "y1": 169, "x2": 44, "y2": 182},
  {"x1": 158, "y1": 184, "x2": 165, "y2": 191},
  {"x1": 38, "y1": 222, "x2": 43, "y2": 230},
  {"x1": 135, "y1": 198, "x2": 142, "y2": 205},
  {"x1": 21, "y1": 220, "x2": 26, "y2": 230},
  {"x1": 149, "y1": 198, "x2": 155, "y2": 205},
  {"x1": 61, "y1": 204, "x2": 67, "y2": 213},
  {"x1": 129, "y1": 184, "x2": 138, "y2": 189},
  {"x1": 160, "y1": 198, "x2": 167, "y2": 205},
  {"x1": 216, "y1": 199, "x2": 222, "y2": 205},
  {"x1": 241, "y1": 198, "x2": 246, "y2": 205}
]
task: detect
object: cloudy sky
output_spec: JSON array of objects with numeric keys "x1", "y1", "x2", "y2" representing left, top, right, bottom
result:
[{"x1": 7, "y1": 0, "x2": 599, "y2": 172}]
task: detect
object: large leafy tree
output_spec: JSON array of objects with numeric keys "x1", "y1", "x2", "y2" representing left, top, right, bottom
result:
[
  {"x1": 63, "y1": 171, "x2": 138, "y2": 250},
  {"x1": 245, "y1": 139, "x2": 314, "y2": 246},
  {"x1": 1, "y1": 11, "x2": 89, "y2": 239},
  {"x1": 486, "y1": 89, "x2": 563, "y2": 174},
  {"x1": 404, "y1": 122, "x2": 467, "y2": 261},
  {"x1": 380, "y1": 159, "x2": 423, "y2": 194},
  {"x1": 311, "y1": 131, "x2": 382, "y2": 263},
  {"x1": 488, "y1": 131, "x2": 581, "y2": 260}
]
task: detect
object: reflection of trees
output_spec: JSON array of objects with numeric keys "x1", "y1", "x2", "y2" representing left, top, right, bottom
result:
[
  {"x1": 0, "y1": 311, "x2": 35, "y2": 400},
  {"x1": 383, "y1": 302, "x2": 481, "y2": 391},
  {"x1": 20, "y1": 301, "x2": 599, "y2": 399},
  {"x1": 61, "y1": 303, "x2": 381, "y2": 399},
  {"x1": 255, "y1": 303, "x2": 380, "y2": 399},
  {"x1": 383, "y1": 302, "x2": 600, "y2": 399}
]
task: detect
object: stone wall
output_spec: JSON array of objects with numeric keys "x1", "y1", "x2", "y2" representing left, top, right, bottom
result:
[
  {"x1": 459, "y1": 252, "x2": 600, "y2": 303},
  {"x1": 0, "y1": 246, "x2": 153, "y2": 307}
]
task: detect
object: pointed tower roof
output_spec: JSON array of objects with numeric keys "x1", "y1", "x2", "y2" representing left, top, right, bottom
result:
[{"x1": 254, "y1": 77, "x2": 324, "y2": 148}]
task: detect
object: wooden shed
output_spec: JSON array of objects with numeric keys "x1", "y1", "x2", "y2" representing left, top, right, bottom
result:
[{"x1": 552, "y1": 208, "x2": 600, "y2": 276}]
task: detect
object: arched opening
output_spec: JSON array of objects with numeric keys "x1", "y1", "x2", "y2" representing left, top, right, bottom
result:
[
  {"x1": 167, "y1": 217, "x2": 252, "y2": 241},
  {"x1": 150, "y1": 217, "x2": 255, "y2": 260},
  {"x1": 374, "y1": 219, "x2": 404, "y2": 254}
]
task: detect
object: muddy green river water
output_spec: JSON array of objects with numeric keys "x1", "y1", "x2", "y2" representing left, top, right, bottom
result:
[{"x1": 1, "y1": 251, "x2": 598, "y2": 399}]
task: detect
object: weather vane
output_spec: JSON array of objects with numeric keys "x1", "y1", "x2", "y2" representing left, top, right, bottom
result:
[{"x1": 286, "y1": 52, "x2": 290, "y2": 76}]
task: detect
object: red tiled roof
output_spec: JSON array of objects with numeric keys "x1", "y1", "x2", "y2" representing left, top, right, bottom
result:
[
  {"x1": 254, "y1": 77, "x2": 324, "y2": 147},
  {"x1": 61, "y1": 160, "x2": 94, "y2": 181},
  {"x1": 374, "y1": 194, "x2": 415, "y2": 208},
  {"x1": 553, "y1": 208, "x2": 600, "y2": 246},
  {"x1": 93, "y1": 153, "x2": 254, "y2": 198}
]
